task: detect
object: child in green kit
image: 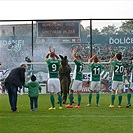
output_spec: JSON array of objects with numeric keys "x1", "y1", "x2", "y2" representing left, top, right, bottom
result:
[{"x1": 24, "y1": 75, "x2": 42, "y2": 111}]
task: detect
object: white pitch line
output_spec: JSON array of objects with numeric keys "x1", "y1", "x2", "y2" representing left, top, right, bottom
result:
[{"x1": 0, "y1": 115, "x2": 132, "y2": 118}]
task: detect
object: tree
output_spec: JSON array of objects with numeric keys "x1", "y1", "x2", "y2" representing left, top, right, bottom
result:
[
  {"x1": 118, "y1": 20, "x2": 133, "y2": 34},
  {"x1": 81, "y1": 26, "x2": 100, "y2": 36},
  {"x1": 92, "y1": 28, "x2": 100, "y2": 35},
  {"x1": 100, "y1": 25, "x2": 118, "y2": 35}
]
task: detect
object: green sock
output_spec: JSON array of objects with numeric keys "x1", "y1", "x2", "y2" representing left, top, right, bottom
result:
[
  {"x1": 127, "y1": 92, "x2": 131, "y2": 104},
  {"x1": 78, "y1": 94, "x2": 81, "y2": 106},
  {"x1": 58, "y1": 94, "x2": 62, "y2": 107},
  {"x1": 69, "y1": 93, "x2": 73, "y2": 105},
  {"x1": 89, "y1": 93, "x2": 92, "y2": 104},
  {"x1": 96, "y1": 93, "x2": 100, "y2": 105},
  {"x1": 50, "y1": 94, "x2": 55, "y2": 108},
  {"x1": 118, "y1": 94, "x2": 122, "y2": 106},
  {"x1": 111, "y1": 94, "x2": 115, "y2": 105}
]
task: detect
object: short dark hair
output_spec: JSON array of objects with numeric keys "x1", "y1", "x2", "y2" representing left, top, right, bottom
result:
[
  {"x1": 76, "y1": 55, "x2": 81, "y2": 60},
  {"x1": 116, "y1": 53, "x2": 122, "y2": 61},
  {"x1": 31, "y1": 75, "x2": 36, "y2": 82},
  {"x1": 50, "y1": 52, "x2": 55, "y2": 58},
  {"x1": 94, "y1": 57, "x2": 98, "y2": 63}
]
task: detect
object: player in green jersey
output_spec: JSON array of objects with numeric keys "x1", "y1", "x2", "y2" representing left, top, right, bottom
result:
[
  {"x1": 45, "y1": 47, "x2": 62, "y2": 110},
  {"x1": 87, "y1": 54, "x2": 103, "y2": 107},
  {"x1": 126, "y1": 59, "x2": 133, "y2": 108},
  {"x1": 66, "y1": 48, "x2": 84, "y2": 108},
  {"x1": 109, "y1": 53, "x2": 126, "y2": 108}
]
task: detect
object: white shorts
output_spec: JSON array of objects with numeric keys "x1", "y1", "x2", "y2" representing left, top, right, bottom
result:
[
  {"x1": 112, "y1": 81, "x2": 124, "y2": 90},
  {"x1": 47, "y1": 78, "x2": 61, "y2": 93},
  {"x1": 90, "y1": 81, "x2": 100, "y2": 91},
  {"x1": 70, "y1": 79, "x2": 82, "y2": 91}
]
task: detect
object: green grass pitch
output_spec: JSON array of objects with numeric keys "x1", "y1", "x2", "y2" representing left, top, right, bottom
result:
[{"x1": 0, "y1": 93, "x2": 132, "y2": 133}]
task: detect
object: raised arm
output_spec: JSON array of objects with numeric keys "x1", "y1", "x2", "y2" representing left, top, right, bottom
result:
[
  {"x1": 54, "y1": 53, "x2": 59, "y2": 59},
  {"x1": 71, "y1": 48, "x2": 77, "y2": 60},
  {"x1": 44, "y1": 47, "x2": 59, "y2": 60},
  {"x1": 88, "y1": 54, "x2": 97, "y2": 63},
  {"x1": 44, "y1": 52, "x2": 50, "y2": 60},
  {"x1": 109, "y1": 53, "x2": 117, "y2": 62}
]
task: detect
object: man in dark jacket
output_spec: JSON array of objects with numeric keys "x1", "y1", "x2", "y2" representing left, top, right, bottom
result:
[{"x1": 5, "y1": 64, "x2": 26, "y2": 112}]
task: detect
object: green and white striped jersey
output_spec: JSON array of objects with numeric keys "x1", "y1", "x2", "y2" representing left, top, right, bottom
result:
[
  {"x1": 100, "y1": 71, "x2": 109, "y2": 80},
  {"x1": 72, "y1": 59, "x2": 84, "y2": 81},
  {"x1": 110, "y1": 60, "x2": 126, "y2": 81},
  {"x1": 89, "y1": 62, "x2": 103, "y2": 81},
  {"x1": 130, "y1": 64, "x2": 133, "y2": 82},
  {"x1": 45, "y1": 59, "x2": 60, "y2": 78}
]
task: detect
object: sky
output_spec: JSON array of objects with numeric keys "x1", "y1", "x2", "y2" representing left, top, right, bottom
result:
[{"x1": 0, "y1": 0, "x2": 133, "y2": 29}]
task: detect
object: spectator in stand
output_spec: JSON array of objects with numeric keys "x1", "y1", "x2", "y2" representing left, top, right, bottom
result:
[{"x1": 25, "y1": 56, "x2": 31, "y2": 70}]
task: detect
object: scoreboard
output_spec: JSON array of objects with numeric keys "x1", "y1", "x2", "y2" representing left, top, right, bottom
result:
[{"x1": 37, "y1": 21, "x2": 80, "y2": 38}]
